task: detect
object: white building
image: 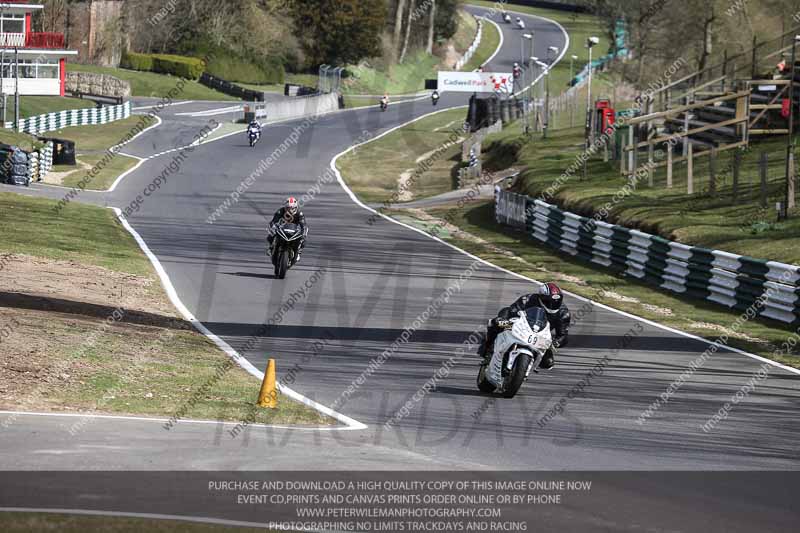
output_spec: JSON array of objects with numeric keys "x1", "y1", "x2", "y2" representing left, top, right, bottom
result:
[{"x1": 0, "y1": 1, "x2": 78, "y2": 96}]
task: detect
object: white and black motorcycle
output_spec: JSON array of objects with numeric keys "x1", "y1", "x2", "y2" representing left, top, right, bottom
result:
[
  {"x1": 477, "y1": 307, "x2": 552, "y2": 398},
  {"x1": 248, "y1": 128, "x2": 260, "y2": 147}
]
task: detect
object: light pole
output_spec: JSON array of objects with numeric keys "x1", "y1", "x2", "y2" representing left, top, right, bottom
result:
[
  {"x1": 536, "y1": 60, "x2": 550, "y2": 138},
  {"x1": 569, "y1": 54, "x2": 578, "y2": 127},
  {"x1": 584, "y1": 36, "x2": 599, "y2": 180},
  {"x1": 520, "y1": 33, "x2": 533, "y2": 92},
  {"x1": 784, "y1": 35, "x2": 799, "y2": 217},
  {"x1": 531, "y1": 56, "x2": 539, "y2": 133},
  {"x1": 586, "y1": 37, "x2": 599, "y2": 141},
  {"x1": 544, "y1": 46, "x2": 558, "y2": 137}
]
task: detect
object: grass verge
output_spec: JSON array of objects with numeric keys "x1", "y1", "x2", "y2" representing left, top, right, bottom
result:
[
  {"x1": 67, "y1": 64, "x2": 236, "y2": 101},
  {"x1": 462, "y1": 11, "x2": 501, "y2": 72},
  {"x1": 46, "y1": 115, "x2": 156, "y2": 152},
  {"x1": 5, "y1": 95, "x2": 94, "y2": 120},
  {"x1": 58, "y1": 154, "x2": 139, "y2": 190},
  {"x1": 0, "y1": 513, "x2": 281, "y2": 533},
  {"x1": 337, "y1": 108, "x2": 468, "y2": 203},
  {"x1": 0, "y1": 128, "x2": 39, "y2": 150},
  {"x1": 0, "y1": 192, "x2": 331, "y2": 426}
]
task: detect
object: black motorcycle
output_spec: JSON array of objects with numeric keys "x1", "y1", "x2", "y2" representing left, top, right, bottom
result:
[
  {"x1": 380, "y1": 100, "x2": 388, "y2": 112},
  {"x1": 431, "y1": 91, "x2": 440, "y2": 106},
  {"x1": 269, "y1": 223, "x2": 303, "y2": 279}
]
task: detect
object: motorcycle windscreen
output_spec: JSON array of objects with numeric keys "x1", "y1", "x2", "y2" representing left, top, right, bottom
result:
[
  {"x1": 524, "y1": 307, "x2": 548, "y2": 332},
  {"x1": 279, "y1": 223, "x2": 302, "y2": 240}
]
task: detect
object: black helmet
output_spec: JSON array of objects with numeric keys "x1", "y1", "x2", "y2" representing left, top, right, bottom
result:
[{"x1": 537, "y1": 282, "x2": 563, "y2": 314}]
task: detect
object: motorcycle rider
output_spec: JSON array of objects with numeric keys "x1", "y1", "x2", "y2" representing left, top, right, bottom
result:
[
  {"x1": 431, "y1": 90, "x2": 440, "y2": 105},
  {"x1": 516, "y1": 17, "x2": 525, "y2": 29},
  {"x1": 268, "y1": 197, "x2": 307, "y2": 262},
  {"x1": 380, "y1": 94, "x2": 389, "y2": 110},
  {"x1": 478, "y1": 282, "x2": 571, "y2": 370},
  {"x1": 247, "y1": 120, "x2": 262, "y2": 142}
]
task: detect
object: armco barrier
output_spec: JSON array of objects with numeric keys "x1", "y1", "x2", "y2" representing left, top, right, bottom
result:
[
  {"x1": 200, "y1": 73, "x2": 265, "y2": 101},
  {"x1": 5, "y1": 101, "x2": 131, "y2": 135},
  {"x1": 495, "y1": 190, "x2": 800, "y2": 325}
]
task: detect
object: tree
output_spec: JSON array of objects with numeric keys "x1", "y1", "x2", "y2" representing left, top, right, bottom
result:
[
  {"x1": 393, "y1": 0, "x2": 408, "y2": 60},
  {"x1": 399, "y1": 0, "x2": 416, "y2": 63},
  {"x1": 426, "y1": 0, "x2": 436, "y2": 55},
  {"x1": 289, "y1": 0, "x2": 386, "y2": 66}
]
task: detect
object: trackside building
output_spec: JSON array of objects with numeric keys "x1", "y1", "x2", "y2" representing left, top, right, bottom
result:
[{"x1": 0, "y1": 1, "x2": 78, "y2": 95}]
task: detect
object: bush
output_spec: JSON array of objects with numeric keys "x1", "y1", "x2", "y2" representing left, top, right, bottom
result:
[
  {"x1": 121, "y1": 51, "x2": 154, "y2": 72},
  {"x1": 151, "y1": 54, "x2": 206, "y2": 80},
  {"x1": 196, "y1": 45, "x2": 285, "y2": 85},
  {"x1": 120, "y1": 52, "x2": 205, "y2": 80}
]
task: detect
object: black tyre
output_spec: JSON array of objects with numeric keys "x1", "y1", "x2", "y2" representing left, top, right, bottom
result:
[
  {"x1": 502, "y1": 353, "x2": 531, "y2": 398},
  {"x1": 477, "y1": 364, "x2": 496, "y2": 394},
  {"x1": 275, "y1": 250, "x2": 289, "y2": 279}
]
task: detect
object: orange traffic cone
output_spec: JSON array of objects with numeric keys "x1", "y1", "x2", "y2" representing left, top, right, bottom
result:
[{"x1": 257, "y1": 359, "x2": 278, "y2": 409}]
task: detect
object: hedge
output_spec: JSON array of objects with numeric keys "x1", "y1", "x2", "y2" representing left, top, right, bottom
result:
[
  {"x1": 121, "y1": 51, "x2": 154, "y2": 72},
  {"x1": 121, "y1": 52, "x2": 205, "y2": 80},
  {"x1": 206, "y1": 54, "x2": 285, "y2": 85}
]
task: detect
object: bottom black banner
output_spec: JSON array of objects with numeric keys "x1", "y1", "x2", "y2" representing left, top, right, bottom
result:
[{"x1": 1, "y1": 471, "x2": 798, "y2": 532}]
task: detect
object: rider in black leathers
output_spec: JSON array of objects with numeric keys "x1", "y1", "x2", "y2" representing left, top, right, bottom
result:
[
  {"x1": 268, "y1": 197, "x2": 307, "y2": 261},
  {"x1": 478, "y1": 282, "x2": 570, "y2": 370}
]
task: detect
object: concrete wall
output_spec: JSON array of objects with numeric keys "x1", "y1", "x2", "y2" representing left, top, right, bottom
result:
[{"x1": 263, "y1": 93, "x2": 340, "y2": 124}]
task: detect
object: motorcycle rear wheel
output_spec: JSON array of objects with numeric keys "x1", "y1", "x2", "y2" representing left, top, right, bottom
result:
[{"x1": 477, "y1": 364, "x2": 496, "y2": 394}]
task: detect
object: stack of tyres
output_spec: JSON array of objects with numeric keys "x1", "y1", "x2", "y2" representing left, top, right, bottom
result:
[{"x1": 1, "y1": 147, "x2": 31, "y2": 186}]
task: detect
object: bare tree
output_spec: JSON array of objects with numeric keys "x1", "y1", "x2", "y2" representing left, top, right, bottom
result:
[
  {"x1": 399, "y1": 0, "x2": 416, "y2": 63},
  {"x1": 394, "y1": 0, "x2": 408, "y2": 59},
  {"x1": 426, "y1": 0, "x2": 436, "y2": 54}
]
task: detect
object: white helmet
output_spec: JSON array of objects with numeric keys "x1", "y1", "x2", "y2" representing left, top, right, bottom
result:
[{"x1": 285, "y1": 197, "x2": 299, "y2": 215}]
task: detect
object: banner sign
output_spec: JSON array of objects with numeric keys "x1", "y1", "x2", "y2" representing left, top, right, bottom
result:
[{"x1": 437, "y1": 71, "x2": 513, "y2": 94}]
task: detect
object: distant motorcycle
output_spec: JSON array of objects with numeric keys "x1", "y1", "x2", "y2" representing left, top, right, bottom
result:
[
  {"x1": 477, "y1": 308, "x2": 552, "y2": 398},
  {"x1": 380, "y1": 99, "x2": 388, "y2": 112},
  {"x1": 503, "y1": 13, "x2": 511, "y2": 23},
  {"x1": 269, "y1": 223, "x2": 303, "y2": 279},
  {"x1": 431, "y1": 91, "x2": 440, "y2": 106},
  {"x1": 516, "y1": 18, "x2": 525, "y2": 29},
  {"x1": 248, "y1": 129, "x2": 260, "y2": 147}
]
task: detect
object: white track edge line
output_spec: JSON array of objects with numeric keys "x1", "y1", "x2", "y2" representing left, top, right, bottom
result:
[
  {"x1": 131, "y1": 100, "x2": 196, "y2": 111},
  {"x1": 330, "y1": 14, "x2": 800, "y2": 378},
  {"x1": 0, "y1": 411, "x2": 344, "y2": 432},
  {"x1": 110, "y1": 207, "x2": 368, "y2": 430}
]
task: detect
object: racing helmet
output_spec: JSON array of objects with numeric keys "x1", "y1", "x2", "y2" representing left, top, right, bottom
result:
[
  {"x1": 285, "y1": 197, "x2": 299, "y2": 216},
  {"x1": 537, "y1": 282, "x2": 563, "y2": 314}
]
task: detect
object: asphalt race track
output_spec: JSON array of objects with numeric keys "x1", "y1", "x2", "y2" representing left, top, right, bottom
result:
[{"x1": 1, "y1": 5, "x2": 799, "y2": 531}]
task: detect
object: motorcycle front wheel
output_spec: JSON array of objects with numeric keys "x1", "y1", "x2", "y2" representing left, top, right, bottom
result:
[
  {"x1": 275, "y1": 249, "x2": 289, "y2": 279},
  {"x1": 502, "y1": 353, "x2": 531, "y2": 398}
]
